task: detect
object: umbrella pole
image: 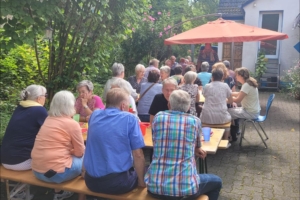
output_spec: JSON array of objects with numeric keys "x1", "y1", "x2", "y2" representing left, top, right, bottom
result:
[
  {"x1": 191, "y1": 44, "x2": 195, "y2": 62},
  {"x1": 231, "y1": 42, "x2": 234, "y2": 69}
]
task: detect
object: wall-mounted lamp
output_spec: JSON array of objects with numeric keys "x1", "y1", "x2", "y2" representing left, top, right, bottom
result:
[{"x1": 253, "y1": 2, "x2": 257, "y2": 7}]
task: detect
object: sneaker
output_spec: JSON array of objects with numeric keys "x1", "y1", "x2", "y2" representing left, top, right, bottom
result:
[
  {"x1": 11, "y1": 184, "x2": 34, "y2": 200},
  {"x1": 53, "y1": 191, "x2": 74, "y2": 200},
  {"x1": 226, "y1": 143, "x2": 231, "y2": 149}
]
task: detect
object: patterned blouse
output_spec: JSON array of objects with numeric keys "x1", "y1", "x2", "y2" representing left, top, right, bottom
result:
[
  {"x1": 127, "y1": 76, "x2": 147, "y2": 93},
  {"x1": 179, "y1": 84, "x2": 198, "y2": 116}
]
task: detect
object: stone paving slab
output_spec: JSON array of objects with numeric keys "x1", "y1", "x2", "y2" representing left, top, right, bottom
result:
[{"x1": 1, "y1": 92, "x2": 299, "y2": 200}]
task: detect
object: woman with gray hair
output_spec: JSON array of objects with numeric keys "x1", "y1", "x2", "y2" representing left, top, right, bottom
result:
[
  {"x1": 127, "y1": 64, "x2": 147, "y2": 93},
  {"x1": 1, "y1": 85, "x2": 48, "y2": 171},
  {"x1": 31, "y1": 90, "x2": 85, "y2": 200},
  {"x1": 75, "y1": 80, "x2": 105, "y2": 122},
  {"x1": 103, "y1": 62, "x2": 138, "y2": 101},
  {"x1": 110, "y1": 78, "x2": 138, "y2": 117},
  {"x1": 159, "y1": 65, "x2": 171, "y2": 83},
  {"x1": 197, "y1": 61, "x2": 212, "y2": 87},
  {"x1": 137, "y1": 70, "x2": 162, "y2": 122},
  {"x1": 179, "y1": 71, "x2": 200, "y2": 116},
  {"x1": 200, "y1": 67, "x2": 234, "y2": 147},
  {"x1": 1, "y1": 85, "x2": 48, "y2": 199}
]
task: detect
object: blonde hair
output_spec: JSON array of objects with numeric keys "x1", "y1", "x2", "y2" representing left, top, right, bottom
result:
[{"x1": 212, "y1": 62, "x2": 228, "y2": 80}]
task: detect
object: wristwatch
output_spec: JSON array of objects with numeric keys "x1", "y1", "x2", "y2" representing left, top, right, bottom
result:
[{"x1": 83, "y1": 105, "x2": 88, "y2": 109}]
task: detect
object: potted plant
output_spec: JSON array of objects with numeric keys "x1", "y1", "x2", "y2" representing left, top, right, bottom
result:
[
  {"x1": 255, "y1": 51, "x2": 268, "y2": 86},
  {"x1": 282, "y1": 60, "x2": 300, "y2": 100}
]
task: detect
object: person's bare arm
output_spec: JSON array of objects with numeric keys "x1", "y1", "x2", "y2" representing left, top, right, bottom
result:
[
  {"x1": 231, "y1": 85, "x2": 236, "y2": 92},
  {"x1": 132, "y1": 149, "x2": 146, "y2": 187},
  {"x1": 233, "y1": 91, "x2": 247, "y2": 103},
  {"x1": 195, "y1": 147, "x2": 207, "y2": 159},
  {"x1": 227, "y1": 95, "x2": 234, "y2": 104},
  {"x1": 232, "y1": 92, "x2": 239, "y2": 97}
]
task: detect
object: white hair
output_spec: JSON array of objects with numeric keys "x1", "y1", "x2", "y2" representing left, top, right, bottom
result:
[
  {"x1": 184, "y1": 71, "x2": 197, "y2": 84},
  {"x1": 135, "y1": 64, "x2": 145, "y2": 73},
  {"x1": 20, "y1": 84, "x2": 47, "y2": 101},
  {"x1": 169, "y1": 90, "x2": 191, "y2": 112},
  {"x1": 48, "y1": 90, "x2": 76, "y2": 117},
  {"x1": 112, "y1": 63, "x2": 125, "y2": 76},
  {"x1": 162, "y1": 77, "x2": 178, "y2": 89},
  {"x1": 110, "y1": 78, "x2": 131, "y2": 95},
  {"x1": 160, "y1": 65, "x2": 171, "y2": 75},
  {"x1": 77, "y1": 80, "x2": 94, "y2": 91}
]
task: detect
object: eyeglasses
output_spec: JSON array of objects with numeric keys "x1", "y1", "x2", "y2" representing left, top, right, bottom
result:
[{"x1": 41, "y1": 94, "x2": 48, "y2": 98}]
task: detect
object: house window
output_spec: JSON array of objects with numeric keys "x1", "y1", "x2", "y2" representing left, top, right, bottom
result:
[{"x1": 260, "y1": 12, "x2": 282, "y2": 58}]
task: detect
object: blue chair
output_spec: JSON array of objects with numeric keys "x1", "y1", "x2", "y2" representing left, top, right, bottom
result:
[{"x1": 240, "y1": 94, "x2": 275, "y2": 148}]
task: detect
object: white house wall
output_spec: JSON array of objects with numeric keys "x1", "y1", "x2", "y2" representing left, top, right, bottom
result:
[{"x1": 242, "y1": 0, "x2": 300, "y2": 74}]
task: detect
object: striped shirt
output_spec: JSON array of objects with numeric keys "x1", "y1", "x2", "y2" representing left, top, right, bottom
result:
[{"x1": 145, "y1": 110, "x2": 202, "y2": 197}]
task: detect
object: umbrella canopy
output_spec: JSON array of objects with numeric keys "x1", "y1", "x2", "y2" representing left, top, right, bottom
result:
[{"x1": 164, "y1": 18, "x2": 288, "y2": 45}]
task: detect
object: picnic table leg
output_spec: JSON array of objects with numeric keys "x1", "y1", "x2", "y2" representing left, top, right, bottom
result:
[
  {"x1": 149, "y1": 149, "x2": 153, "y2": 163},
  {"x1": 198, "y1": 158, "x2": 204, "y2": 173},
  {"x1": 204, "y1": 157, "x2": 208, "y2": 173},
  {"x1": 25, "y1": 184, "x2": 30, "y2": 200},
  {"x1": 78, "y1": 193, "x2": 86, "y2": 200},
  {"x1": 198, "y1": 158, "x2": 208, "y2": 174},
  {"x1": 5, "y1": 180, "x2": 9, "y2": 200}
]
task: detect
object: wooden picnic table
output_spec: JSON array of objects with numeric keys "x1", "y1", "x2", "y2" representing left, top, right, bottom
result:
[
  {"x1": 144, "y1": 126, "x2": 224, "y2": 173},
  {"x1": 82, "y1": 124, "x2": 224, "y2": 173},
  {"x1": 144, "y1": 127, "x2": 224, "y2": 154}
]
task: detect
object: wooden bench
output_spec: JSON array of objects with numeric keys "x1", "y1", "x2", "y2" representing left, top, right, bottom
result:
[
  {"x1": 0, "y1": 166, "x2": 208, "y2": 200},
  {"x1": 218, "y1": 140, "x2": 229, "y2": 149},
  {"x1": 202, "y1": 122, "x2": 231, "y2": 129}
]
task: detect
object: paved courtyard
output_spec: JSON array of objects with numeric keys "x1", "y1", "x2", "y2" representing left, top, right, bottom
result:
[
  {"x1": 1, "y1": 92, "x2": 299, "y2": 200},
  {"x1": 210, "y1": 91, "x2": 300, "y2": 200}
]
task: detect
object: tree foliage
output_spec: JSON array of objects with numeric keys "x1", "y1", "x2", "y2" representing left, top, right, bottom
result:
[
  {"x1": 118, "y1": 0, "x2": 220, "y2": 72},
  {"x1": 1, "y1": 0, "x2": 149, "y2": 100}
]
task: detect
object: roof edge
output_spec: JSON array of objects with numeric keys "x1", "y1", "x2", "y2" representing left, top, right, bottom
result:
[{"x1": 242, "y1": 0, "x2": 255, "y2": 8}]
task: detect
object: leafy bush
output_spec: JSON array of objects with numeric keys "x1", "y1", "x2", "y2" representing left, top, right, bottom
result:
[
  {"x1": 255, "y1": 51, "x2": 268, "y2": 81},
  {"x1": 282, "y1": 60, "x2": 300, "y2": 99},
  {"x1": 0, "y1": 100, "x2": 17, "y2": 144},
  {"x1": 0, "y1": 43, "x2": 47, "y2": 101}
]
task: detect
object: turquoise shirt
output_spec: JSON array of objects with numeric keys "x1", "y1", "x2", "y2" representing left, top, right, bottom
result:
[{"x1": 197, "y1": 72, "x2": 212, "y2": 87}]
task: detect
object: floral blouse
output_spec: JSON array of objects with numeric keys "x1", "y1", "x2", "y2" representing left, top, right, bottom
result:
[{"x1": 179, "y1": 84, "x2": 198, "y2": 116}]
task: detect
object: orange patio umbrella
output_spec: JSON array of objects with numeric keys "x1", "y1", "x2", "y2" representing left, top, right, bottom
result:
[{"x1": 164, "y1": 18, "x2": 288, "y2": 45}]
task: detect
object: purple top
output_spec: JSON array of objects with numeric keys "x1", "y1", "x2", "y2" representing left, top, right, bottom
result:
[{"x1": 75, "y1": 95, "x2": 105, "y2": 117}]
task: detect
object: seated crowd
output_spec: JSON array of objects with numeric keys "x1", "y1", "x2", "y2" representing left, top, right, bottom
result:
[{"x1": 1, "y1": 56, "x2": 261, "y2": 200}]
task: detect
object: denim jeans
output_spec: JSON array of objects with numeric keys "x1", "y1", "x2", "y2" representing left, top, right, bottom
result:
[
  {"x1": 33, "y1": 156, "x2": 83, "y2": 184},
  {"x1": 148, "y1": 174, "x2": 222, "y2": 200}
]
